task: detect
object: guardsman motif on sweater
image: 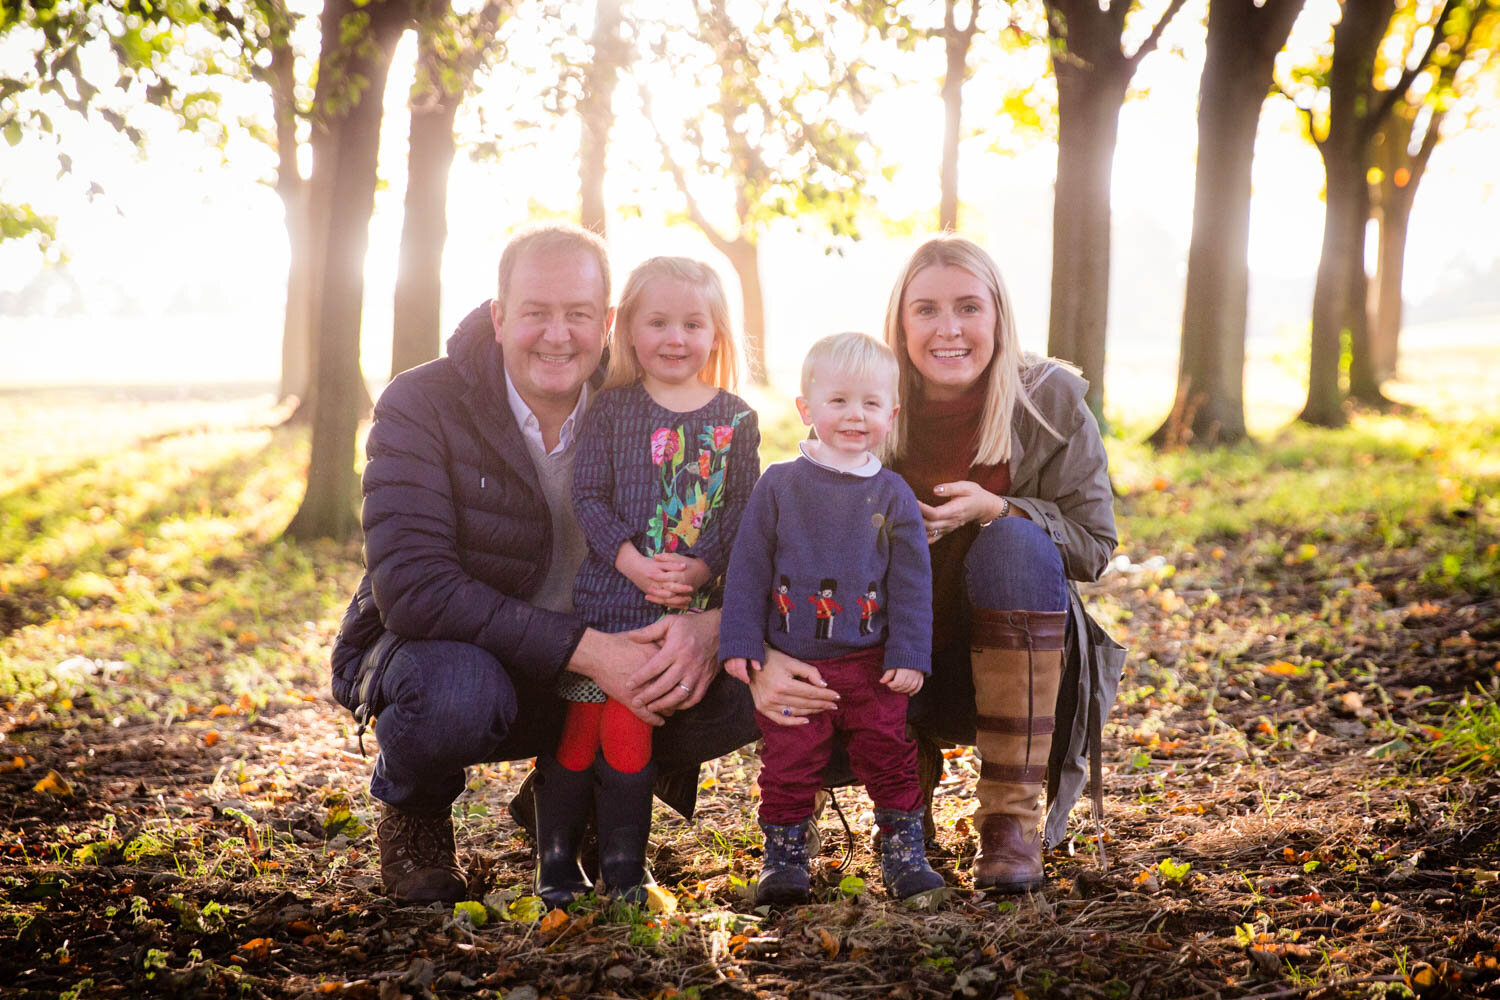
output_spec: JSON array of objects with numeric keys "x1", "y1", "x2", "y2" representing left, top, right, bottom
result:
[
  {"x1": 857, "y1": 582, "x2": 879, "y2": 636},
  {"x1": 773, "y1": 575, "x2": 793, "y2": 633},
  {"x1": 809, "y1": 579, "x2": 841, "y2": 640}
]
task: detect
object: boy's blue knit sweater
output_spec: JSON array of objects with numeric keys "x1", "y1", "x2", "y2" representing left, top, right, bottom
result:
[{"x1": 719, "y1": 455, "x2": 933, "y2": 673}]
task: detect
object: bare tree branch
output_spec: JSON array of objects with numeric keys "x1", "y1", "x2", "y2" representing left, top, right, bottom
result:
[
  {"x1": 1126, "y1": 0, "x2": 1191, "y2": 71},
  {"x1": 642, "y1": 93, "x2": 736, "y2": 258},
  {"x1": 1367, "y1": 0, "x2": 1463, "y2": 134}
]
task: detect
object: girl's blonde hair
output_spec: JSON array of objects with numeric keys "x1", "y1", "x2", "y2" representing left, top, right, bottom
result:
[
  {"x1": 604, "y1": 257, "x2": 744, "y2": 392},
  {"x1": 882, "y1": 234, "x2": 1061, "y2": 465}
]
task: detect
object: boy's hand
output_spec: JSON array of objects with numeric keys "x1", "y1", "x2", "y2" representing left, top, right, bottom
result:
[
  {"x1": 881, "y1": 667, "x2": 924, "y2": 695},
  {"x1": 723, "y1": 657, "x2": 761, "y2": 684}
]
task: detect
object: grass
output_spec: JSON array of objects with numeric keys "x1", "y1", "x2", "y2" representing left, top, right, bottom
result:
[{"x1": 0, "y1": 385, "x2": 1498, "y2": 999}]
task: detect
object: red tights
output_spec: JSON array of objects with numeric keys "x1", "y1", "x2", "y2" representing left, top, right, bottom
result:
[{"x1": 555, "y1": 698, "x2": 652, "y2": 774}]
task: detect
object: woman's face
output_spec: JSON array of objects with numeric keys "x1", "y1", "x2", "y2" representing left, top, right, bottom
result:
[{"x1": 900, "y1": 264, "x2": 998, "y2": 401}]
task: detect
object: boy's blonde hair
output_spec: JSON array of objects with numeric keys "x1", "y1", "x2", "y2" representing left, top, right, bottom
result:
[
  {"x1": 799, "y1": 331, "x2": 900, "y2": 400},
  {"x1": 604, "y1": 257, "x2": 744, "y2": 391},
  {"x1": 882, "y1": 234, "x2": 1060, "y2": 465}
]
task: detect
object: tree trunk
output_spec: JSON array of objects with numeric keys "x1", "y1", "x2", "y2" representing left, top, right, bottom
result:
[
  {"x1": 938, "y1": 0, "x2": 972, "y2": 232},
  {"x1": 287, "y1": 0, "x2": 407, "y2": 543},
  {"x1": 1344, "y1": 173, "x2": 1388, "y2": 407},
  {"x1": 1370, "y1": 180, "x2": 1415, "y2": 381},
  {"x1": 391, "y1": 15, "x2": 461, "y2": 379},
  {"x1": 1150, "y1": 0, "x2": 1304, "y2": 448},
  {"x1": 724, "y1": 239, "x2": 766, "y2": 384},
  {"x1": 1047, "y1": 60, "x2": 1127, "y2": 421},
  {"x1": 271, "y1": 33, "x2": 313, "y2": 405},
  {"x1": 1367, "y1": 109, "x2": 1438, "y2": 382},
  {"x1": 1299, "y1": 0, "x2": 1395, "y2": 427},
  {"x1": 579, "y1": 0, "x2": 624, "y2": 235}
]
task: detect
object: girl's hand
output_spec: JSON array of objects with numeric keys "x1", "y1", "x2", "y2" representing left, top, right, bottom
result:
[
  {"x1": 642, "y1": 554, "x2": 712, "y2": 608},
  {"x1": 723, "y1": 657, "x2": 760, "y2": 684},
  {"x1": 918, "y1": 480, "x2": 1012, "y2": 543},
  {"x1": 880, "y1": 667, "x2": 924, "y2": 695},
  {"x1": 747, "y1": 648, "x2": 840, "y2": 726}
]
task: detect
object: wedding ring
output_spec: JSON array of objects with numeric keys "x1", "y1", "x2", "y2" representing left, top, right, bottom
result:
[{"x1": 677, "y1": 683, "x2": 691, "y2": 693}]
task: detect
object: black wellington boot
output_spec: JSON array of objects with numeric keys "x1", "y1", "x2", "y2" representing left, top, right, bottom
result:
[
  {"x1": 594, "y1": 757, "x2": 658, "y2": 904},
  {"x1": 533, "y1": 755, "x2": 594, "y2": 911}
]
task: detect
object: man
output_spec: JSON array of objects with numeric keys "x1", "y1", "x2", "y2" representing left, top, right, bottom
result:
[{"x1": 330, "y1": 224, "x2": 756, "y2": 904}]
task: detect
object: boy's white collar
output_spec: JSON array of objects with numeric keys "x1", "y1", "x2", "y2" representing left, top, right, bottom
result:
[{"x1": 798, "y1": 440, "x2": 882, "y2": 478}]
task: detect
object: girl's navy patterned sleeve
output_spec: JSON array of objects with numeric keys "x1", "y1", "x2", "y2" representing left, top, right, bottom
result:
[
  {"x1": 572, "y1": 392, "x2": 637, "y2": 563},
  {"x1": 880, "y1": 478, "x2": 934, "y2": 675},
  {"x1": 695, "y1": 407, "x2": 761, "y2": 578}
]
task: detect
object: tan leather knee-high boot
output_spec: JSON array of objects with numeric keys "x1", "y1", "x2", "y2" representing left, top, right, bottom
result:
[{"x1": 970, "y1": 609, "x2": 1066, "y2": 892}]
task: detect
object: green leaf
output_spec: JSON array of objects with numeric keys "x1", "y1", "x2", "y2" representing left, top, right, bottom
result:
[
  {"x1": 837, "y1": 874, "x2": 865, "y2": 897},
  {"x1": 4, "y1": 121, "x2": 20, "y2": 146},
  {"x1": 453, "y1": 900, "x2": 488, "y2": 927},
  {"x1": 1158, "y1": 857, "x2": 1191, "y2": 881}
]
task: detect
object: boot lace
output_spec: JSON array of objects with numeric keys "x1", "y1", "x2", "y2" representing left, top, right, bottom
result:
[{"x1": 381, "y1": 811, "x2": 456, "y2": 870}]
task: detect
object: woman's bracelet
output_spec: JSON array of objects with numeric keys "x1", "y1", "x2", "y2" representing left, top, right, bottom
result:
[{"x1": 980, "y1": 496, "x2": 1011, "y2": 527}]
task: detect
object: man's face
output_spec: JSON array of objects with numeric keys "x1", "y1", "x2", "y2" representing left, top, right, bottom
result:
[{"x1": 490, "y1": 247, "x2": 612, "y2": 413}]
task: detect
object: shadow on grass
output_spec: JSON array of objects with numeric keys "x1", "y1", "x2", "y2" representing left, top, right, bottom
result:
[{"x1": 0, "y1": 431, "x2": 293, "y2": 639}]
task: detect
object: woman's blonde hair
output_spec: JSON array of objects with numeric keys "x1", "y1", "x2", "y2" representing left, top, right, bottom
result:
[
  {"x1": 604, "y1": 257, "x2": 744, "y2": 391},
  {"x1": 882, "y1": 234, "x2": 1059, "y2": 465}
]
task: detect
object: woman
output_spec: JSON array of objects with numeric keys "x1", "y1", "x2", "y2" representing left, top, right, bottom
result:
[{"x1": 748, "y1": 235, "x2": 1123, "y2": 892}]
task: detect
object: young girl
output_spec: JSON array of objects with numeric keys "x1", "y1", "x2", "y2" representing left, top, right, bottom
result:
[{"x1": 533, "y1": 257, "x2": 760, "y2": 909}]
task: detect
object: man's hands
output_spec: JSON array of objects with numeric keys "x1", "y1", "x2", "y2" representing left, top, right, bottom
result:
[
  {"x1": 745, "y1": 648, "x2": 840, "y2": 726},
  {"x1": 881, "y1": 667, "x2": 924, "y2": 695},
  {"x1": 615, "y1": 543, "x2": 712, "y2": 607},
  {"x1": 627, "y1": 609, "x2": 720, "y2": 714}
]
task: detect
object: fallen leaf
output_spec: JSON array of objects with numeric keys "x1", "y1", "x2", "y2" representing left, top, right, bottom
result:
[
  {"x1": 538, "y1": 908, "x2": 569, "y2": 934},
  {"x1": 203, "y1": 730, "x2": 220, "y2": 748},
  {"x1": 0, "y1": 755, "x2": 25, "y2": 773},
  {"x1": 644, "y1": 884, "x2": 678, "y2": 915},
  {"x1": 239, "y1": 937, "x2": 272, "y2": 961},
  {"x1": 1263, "y1": 660, "x2": 1302, "y2": 676},
  {"x1": 453, "y1": 900, "x2": 489, "y2": 927},
  {"x1": 33, "y1": 770, "x2": 73, "y2": 797},
  {"x1": 817, "y1": 927, "x2": 839, "y2": 959}
]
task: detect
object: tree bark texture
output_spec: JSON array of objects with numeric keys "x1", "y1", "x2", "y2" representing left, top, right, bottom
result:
[
  {"x1": 579, "y1": 0, "x2": 625, "y2": 235},
  {"x1": 271, "y1": 33, "x2": 314, "y2": 405},
  {"x1": 288, "y1": 0, "x2": 408, "y2": 543},
  {"x1": 1047, "y1": 53, "x2": 1127, "y2": 421},
  {"x1": 391, "y1": 14, "x2": 463, "y2": 379},
  {"x1": 1299, "y1": 0, "x2": 1395, "y2": 426},
  {"x1": 1044, "y1": 0, "x2": 1187, "y2": 421},
  {"x1": 1151, "y1": 0, "x2": 1305, "y2": 448},
  {"x1": 1367, "y1": 109, "x2": 1439, "y2": 382},
  {"x1": 939, "y1": 0, "x2": 975, "y2": 232},
  {"x1": 724, "y1": 239, "x2": 766, "y2": 384}
]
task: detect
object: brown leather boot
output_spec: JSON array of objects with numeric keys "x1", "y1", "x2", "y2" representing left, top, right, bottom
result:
[
  {"x1": 970, "y1": 609, "x2": 1065, "y2": 893},
  {"x1": 376, "y1": 804, "x2": 466, "y2": 904}
]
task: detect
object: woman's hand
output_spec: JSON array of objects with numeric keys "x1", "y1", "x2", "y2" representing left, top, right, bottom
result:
[
  {"x1": 919, "y1": 480, "x2": 1010, "y2": 543},
  {"x1": 625, "y1": 609, "x2": 720, "y2": 715},
  {"x1": 746, "y1": 648, "x2": 840, "y2": 726}
]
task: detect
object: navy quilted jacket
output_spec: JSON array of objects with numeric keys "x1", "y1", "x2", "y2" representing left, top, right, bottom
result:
[{"x1": 330, "y1": 302, "x2": 596, "y2": 710}]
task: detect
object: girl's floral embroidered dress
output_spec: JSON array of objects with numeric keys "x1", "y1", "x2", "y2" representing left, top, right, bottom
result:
[{"x1": 560, "y1": 383, "x2": 760, "y2": 702}]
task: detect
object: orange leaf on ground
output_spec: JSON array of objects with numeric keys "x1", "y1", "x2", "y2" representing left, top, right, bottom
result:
[
  {"x1": 203, "y1": 731, "x2": 220, "y2": 747},
  {"x1": 33, "y1": 770, "x2": 73, "y2": 797},
  {"x1": 1263, "y1": 661, "x2": 1301, "y2": 676},
  {"x1": 817, "y1": 927, "x2": 839, "y2": 958},
  {"x1": 539, "y1": 909, "x2": 569, "y2": 934},
  {"x1": 239, "y1": 938, "x2": 271, "y2": 961},
  {"x1": 210, "y1": 704, "x2": 235, "y2": 717},
  {"x1": 0, "y1": 755, "x2": 25, "y2": 773}
]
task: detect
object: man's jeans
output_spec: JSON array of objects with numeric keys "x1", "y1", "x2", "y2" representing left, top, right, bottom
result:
[{"x1": 369, "y1": 639, "x2": 757, "y2": 815}]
